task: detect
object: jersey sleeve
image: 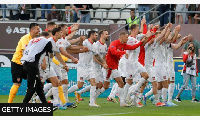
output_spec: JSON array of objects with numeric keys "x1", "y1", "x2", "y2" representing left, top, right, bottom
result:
[
  {"x1": 44, "y1": 41, "x2": 53, "y2": 53},
  {"x1": 21, "y1": 38, "x2": 29, "y2": 50},
  {"x1": 109, "y1": 42, "x2": 126, "y2": 56},
  {"x1": 93, "y1": 42, "x2": 100, "y2": 54}
]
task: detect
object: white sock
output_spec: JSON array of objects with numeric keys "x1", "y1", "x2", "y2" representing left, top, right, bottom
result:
[
  {"x1": 62, "y1": 84, "x2": 69, "y2": 102},
  {"x1": 100, "y1": 87, "x2": 105, "y2": 93},
  {"x1": 68, "y1": 84, "x2": 79, "y2": 93},
  {"x1": 168, "y1": 83, "x2": 175, "y2": 102},
  {"x1": 43, "y1": 83, "x2": 52, "y2": 94},
  {"x1": 137, "y1": 93, "x2": 143, "y2": 103},
  {"x1": 118, "y1": 87, "x2": 124, "y2": 104},
  {"x1": 162, "y1": 88, "x2": 168, "y2": 103},
  {"x1": 158, "y1": 89, "x2": 162, "y2": 102},
  {"x1": 95, "y1": 88, "x2": 101, "y2": 99},
  {"x1": 45, "y1": 88, "x2": 53, "y2": 99},
  {"x1": 135, "y1": 78, "x2": 146, "y2": 91},
  {"x1": 109, "y1": 83, "x2": 118, "y2": 97},
  {"x1": 78, "y1": 85, "x2": 91, "y2": 95},
  {"x1": 127, "y1": 85, "x2": 136, "y2": 101},
  {"x1": 123, "y1": 83, "x2": 131, "y2": 101},
  {"x1": 90, "y1": 86, "x2": 96, "y2": 104},
  {"x1": 145, "y1": 88, "x2": 153, "y2": 98},
  {"x1": 52, "y1": 87, "x2": 59, "y2": 105},
  {"x1": 154, "y1": 94, "x2": 159, "y2": 103},
  {"x1": 112, "y1": 85, "x2": 118, "y2": 97}
]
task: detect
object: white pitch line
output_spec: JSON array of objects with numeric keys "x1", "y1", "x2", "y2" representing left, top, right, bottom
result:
[{"x1": 87, "y1": 112, "x2": 185, "y2": 116}]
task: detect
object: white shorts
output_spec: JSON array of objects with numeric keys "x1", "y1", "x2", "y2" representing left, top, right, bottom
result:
[
  {"x1": 94, "y1": 68, "x2": 105, "y2": 83},
  {"x1": 126, "y1": 62, "x2": 146, "y2": 80},
  {"x1": 77, "y1": 66, "x2": 95, "y2": 82},
  {"x1": 40, "y1": 66, "x2": 57, "y2": 83},
  {"x1": 145, "y1": 66, "x2": 157, "y2": 82},
  {"x1": 166, "y1": 66, "x2": 175, "y2": 81},
  {"x1": 154, "y1": 66, "x2": 168, "y2": 82},
  {"x1": 52, "y1": 62, "x2": 68, "y2": 81},
  {"x1": 118, "y1": 58, "x2": 127, "y2": 77},
  {"x1": 175, "y1": 4, "x2": 185, "y2": 15},
  {"x1": 103, "y1": 69, "x2": 121, "y2": 82}
]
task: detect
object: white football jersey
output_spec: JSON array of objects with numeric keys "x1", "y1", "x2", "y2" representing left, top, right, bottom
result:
[
  {"x1": 78, "y1": 39, "x2": 97, "y2": 68},
  {"x1": 145, "y1": 40, "x2": 156, "y2": 67},
  {"x1": 154, "y1": 41, "x2": 166, "y2": 67},
  {"x1": 93, "y1": 40, "x2": 107, "y2": 69},
  {"x1": 48, "y1": 37, "x2": 59, "y2": 52},
  {"x1": 165, "y1": 43, "x2": 174, "y2": 67},
  {"x1": 21, "y1": 37, "x2": 50, "y2": 65},
  {"x1": 56, "y1": 37, "x2": 71, "y2": 49},
  {"x1": 126, "y1": 36, "x2": 140, "y2": 63}
]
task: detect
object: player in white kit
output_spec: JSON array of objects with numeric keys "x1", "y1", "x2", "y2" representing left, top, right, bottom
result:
[
  {"x1": 123, "y1": 24, "x2": 154, "y2": 107},
  {"x1": 68, "y1": 30, "x2": 108, "y2": 107},
  {"x1": 75, "y1": 29, "x2": 109, "y2": 104}
]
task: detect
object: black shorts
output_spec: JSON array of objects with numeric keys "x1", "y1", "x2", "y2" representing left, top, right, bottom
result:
[
  {"x1": 188, "y1": 6, "x2": 196, "y2": 17},
  {"x1": 11, "y1": 61, "x2": 27, "y2": 83}
]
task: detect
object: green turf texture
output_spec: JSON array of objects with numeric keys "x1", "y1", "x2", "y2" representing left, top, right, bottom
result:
[{"x1": 1, "y1": 95, "x2": 200, "y2": 116}]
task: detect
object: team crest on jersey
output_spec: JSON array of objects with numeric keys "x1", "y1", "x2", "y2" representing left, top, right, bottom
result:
[
  {"x1": 17, "y1": 78, "x2": 20, "y2": 82},
  {"x1": 59, "y1": 42, "x2": 62, "y2": 44},
  {"x1": 40, "y1": 76, "x2": 43, "y2": 80},
  {"x1": 25, "y1": 44, "x2": 27, "y2": 48},
  {"x1": 130, "y1": 75, "x2": 132, "y2": 78},
  {"x1": 152, "y1": 77, "x2": 155, "y2": 80},
  {"x1": 163, "y1": 76, "x2": 166, "y2": 79},
  {"x1": 80, "y1": 77, "x2": 83, "y2": 81}
]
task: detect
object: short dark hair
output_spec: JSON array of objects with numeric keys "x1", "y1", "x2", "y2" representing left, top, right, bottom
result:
[
  {"x1": 129, "y1": 24, "x2": 139, "y2": 31},
  {"x1": 131, "y1": 9, "x2": 135, "y2": 12},
  {"x1": 40, "y1": 31, "x2": 49, "y2": 37},
  {"x1": 88, "y1": 30, "x2": 97, "y2": 38},
  {"x1": 119, "y1": 31, "x2": 128, "y2": 36},
  {"x1": 52, "y1": 27, "x2": 61, "y2": 36},
  {"x1": 99, "y1": 29, "x2": 107, "y2": 37},
  {"x1": 51, "y1": 4, "x2": 56, "y2": 9},
  {"x1": 58, "y1": 24, "x2": 66, "y2": 28},
  {"x1": 47, "y1": 21, "x2": 56, "y2": 27},
  {"x1": 29, "y1": 23, "x2": 39, "y2": 30}
]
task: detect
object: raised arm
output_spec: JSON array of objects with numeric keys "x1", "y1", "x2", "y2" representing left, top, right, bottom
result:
[{"x1": 171, "y1": 36, "x2": 188, "y2": 50}]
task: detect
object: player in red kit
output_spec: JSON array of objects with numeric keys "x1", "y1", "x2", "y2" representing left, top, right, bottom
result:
[{"x1": 97, "y1": 31, "x2": 145, "y2": 107}]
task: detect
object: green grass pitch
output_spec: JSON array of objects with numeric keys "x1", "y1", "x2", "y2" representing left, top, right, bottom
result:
[{"x1": 1, "y1": 95, "x2": 200, "y2": 116}]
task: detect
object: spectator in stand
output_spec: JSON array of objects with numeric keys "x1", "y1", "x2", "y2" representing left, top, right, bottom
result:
[
  {"x1": 19, "y1": 4, "x2": 31, "y2": 20},
  {"x1": 72, "y1": 4, "x2": 80, "y2": 23},
  {"x1": 55, "y1": 4, "x2": 66, "y2": 16},
  {"x1": 175, "y1": 4, "x2": 185, "y2": 24},
  {"x1": 170, "y1": 4, "x2": 176, "y2": 24},
  {"x1": 187, "y1": 4, "x2": 197, "y2": 24},
  {"x1": 76, "y1": 4, "x2": 93, "y2": 23},
  {"x1": 41, "y1": 4, "x2": 51, "y2": 19},
  {"x1": 47, "y1": 5, "x2": 62, "y2": 21},
  {"x1": 0, "y1": 4, "x2": 7, "y2": 18},
  {"x1": 31, "y1": 5, "x2": 36, "y2": 19},
  {"x1": 159, "y1": 4, "x2": 170, "y2": 27},
  {"x1": 125, "y1": 9, "x2": 139, "y2": 31},
  {"x1": 6, "y1": 4, "x2": 19, "y2": 20},
  {"x1": 138, "y1": 4, "x2": 150, "y2": 24},
  {"x1": 181, "y1": 34, "x2": 200, "y2": 57},
  {"x1": 194, "y1": 4, "x2": 200, "y2": 24},
  {"x1": 62, "y1": 6, "x2": 74, "y2": 23}
]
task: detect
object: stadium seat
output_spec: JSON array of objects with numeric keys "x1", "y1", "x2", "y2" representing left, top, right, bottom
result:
[
  {"x1": 94, "y1": 9, "x2": 107, "y2": 19},
  {"x1": 36, "y1": 8, "x2": 41, "y2": 19},
  {"x1": 125, "y1": 4, "x2": 138, "y2": 8},
  {"x1": 90, "y1": 9, "x2": 94, "y2": 18},
  {"x1": 90, "y1": 19, "x2": 101, "y2": 24},
  {"x1": 120, "y1": 9, "x2": 131, "y2": 19},
  {"x1": 117, "y1": 20, "x2": 126, "y2": 24},
  {"x1": 99, "y1": 4, "x2": 112, "y2": 9},
  {"x1": 0, "y1": 18, "x2": 9, "y2": 21},
  {"x1": 103, "y1": 20, "x2": 114, "y2": 24},
  {"x1": 92, "y1": 4, "x2": 100, "y2": 8},
  {"x1": 0, "y1": 10, "x2": 2, "y2": 17},
  {"x1": 107, "y1": 9, "x2": 120, "y2": 19},
  {"x1": 38, "y1": 19, "x2": 47, "y2": 22},
  {"x1": 112, "y1": 4, "x2": 125, "y2": 9},
  {"x1": 29, "y1": 19, "x2": 37, "y2": 21}
]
